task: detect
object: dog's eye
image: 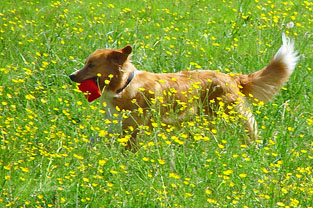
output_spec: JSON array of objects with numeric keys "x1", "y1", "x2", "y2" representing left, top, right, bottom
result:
[{"x1": 88, "y1": 63, "x2": 95, "y2": 68}]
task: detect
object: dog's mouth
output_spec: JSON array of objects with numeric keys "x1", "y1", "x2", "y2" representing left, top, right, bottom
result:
[
  {"x1": 93, "y1": 77, "x2": 101, "y2": 89},
  {"x1": 80, "y1": 76, "x2": 98, "y2": 84},
  {"x1": 92, "y1": 77, "x2": 98, "y2": 83},
  {"x1": 69, "y1": 71, "x2": 99, "y2": 84}
]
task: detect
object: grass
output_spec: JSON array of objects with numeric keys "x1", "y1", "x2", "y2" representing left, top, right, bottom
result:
[{"x1": 0, "y1": 0, "x2": 313, "y2": 207}]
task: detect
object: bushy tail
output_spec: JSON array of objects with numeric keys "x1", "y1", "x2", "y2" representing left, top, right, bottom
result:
[{"x1": 239, "y1": 34, "x2": 299, "y2": 102}]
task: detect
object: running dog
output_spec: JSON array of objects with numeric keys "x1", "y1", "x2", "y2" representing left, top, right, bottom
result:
[{"x1": 69, "y1": 34, "x2": 298, "y2": 147}]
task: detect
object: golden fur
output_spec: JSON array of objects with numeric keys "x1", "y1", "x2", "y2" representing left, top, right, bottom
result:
[{"x1": 70, "y1": 35, "x2": 298, "y2": 147}]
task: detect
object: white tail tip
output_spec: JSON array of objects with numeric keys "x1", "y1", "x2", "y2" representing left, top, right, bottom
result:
[{"x1": 273, "y1": 33, "x2": 299, "y2": 74}]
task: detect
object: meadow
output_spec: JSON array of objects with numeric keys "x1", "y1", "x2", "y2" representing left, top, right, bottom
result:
[{"x1": 0, "y1": 0, "x2": 313, "y2": 207}]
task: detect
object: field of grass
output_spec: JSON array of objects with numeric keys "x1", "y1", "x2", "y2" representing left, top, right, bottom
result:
[{"x1": 1, "y1": 0, "x2": 313, "y2": 207}]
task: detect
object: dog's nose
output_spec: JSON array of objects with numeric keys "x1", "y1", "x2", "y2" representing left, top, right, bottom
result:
[{"x1": 69, "y1": 74, "x2": 76, "y2": 81}]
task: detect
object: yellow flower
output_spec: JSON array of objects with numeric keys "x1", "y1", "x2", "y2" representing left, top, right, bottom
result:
[
  {"x1": 185, "y1": 193, "x2": 193, "y2": 197},
  {"x1": 218, "y1": 144, "x2": 225, "y2": 149},
  {"x1": 158, "y1": 159, "x2": 165, "y2": 165},
  {"x1": 205, "y1": 189, "x2": 212, "y2": 194},
  {"x1": 239, "y1": 173, "x2": 247, "y2": 178},
  {"x1": 137, "y1": 107, "x2": 143, "y2": 115},
  {"x1": 108, "y1": 3, "x2": 115, "y2": 8},
  {"x1": 223, "y1": 170, "x2": 233, "y2": 176},
  {"x1": 99, "y1": 130, "x2": 107, "y2": 137},
  {"x1": 166, "y1": 51, "x2": 172, "y2": 56},
  {"x1": 158, "y1": 79, "x2": 165, "y2": 83},
  {"x1": 110, "y1": 169, "x2": 118, "y2": 174},
  {"x1": 262, "y1": 168, "x2": 269, "y2": 174},
  {"x1": 99, "y1": 159, "x2": 108, "y2": 166},
  {"x1": 169, "y1": 172, "x2": 181, "y2": 179},
  {"x1": 4, "y1": 165, "x2": 11, "y2": 170},
  {"x1": 25, "y1": 94, "x2": 35, "y2": 100},
  {"x1": 107, "y1": 182, "x2": 114, "y2": 187},
  {"x1": 207, "y1": 198, "x2": 218, "y2": 204},
  {"x1": 20, "y1": 167, "x2": 29, "y2": 173},
  {"x1": 73, "y1": 154, "x2": 84, "y2": 160}
]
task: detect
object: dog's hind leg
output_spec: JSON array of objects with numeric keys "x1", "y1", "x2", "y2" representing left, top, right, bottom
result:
[{"x1": 236, "y1": 100, "x2": 258, "y2": 142}]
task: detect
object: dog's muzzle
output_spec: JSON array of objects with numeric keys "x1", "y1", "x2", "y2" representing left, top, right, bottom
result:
[{"x1": 69, "y1": 74, "x2": 76, "y2": 81}]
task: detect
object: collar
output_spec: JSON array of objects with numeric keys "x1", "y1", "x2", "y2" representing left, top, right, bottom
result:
[{"x1": 116, "y1": 71, "x2": 135, "y2": 94}]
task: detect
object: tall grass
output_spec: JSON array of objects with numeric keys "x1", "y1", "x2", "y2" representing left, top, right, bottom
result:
[{"x1": 0, "y1": 0, "x2": 312, "y2": 207}]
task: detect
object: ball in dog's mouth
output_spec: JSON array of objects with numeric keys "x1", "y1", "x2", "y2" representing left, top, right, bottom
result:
[{"x1": 78, "y1": 78, "x2": 101, "y2": 102}]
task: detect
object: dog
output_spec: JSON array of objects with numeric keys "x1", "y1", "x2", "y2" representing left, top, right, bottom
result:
[{"x1": 69, "y1": 34, "x2": 298, "y2": 148}]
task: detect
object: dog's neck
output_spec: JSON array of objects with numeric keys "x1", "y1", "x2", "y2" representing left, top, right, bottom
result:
[
  {"x1": 116, "y1": 71, "x2": 135, "y2": 93},
  {"x1": 116, "y1": 62, "x2": 137, "y2": 94}
]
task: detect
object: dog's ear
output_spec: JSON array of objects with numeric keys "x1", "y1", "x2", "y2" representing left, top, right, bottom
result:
[
  {"x1": 109, "y1": 45, "x2": 132, "y2": 65},
  {"x1": 121, "y1": 45, "x2": 132, "y2": 55}
]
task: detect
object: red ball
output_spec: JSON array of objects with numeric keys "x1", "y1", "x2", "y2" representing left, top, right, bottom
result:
[{"x1": 78, "y1": 79, "x2": 101, "y2": 102}]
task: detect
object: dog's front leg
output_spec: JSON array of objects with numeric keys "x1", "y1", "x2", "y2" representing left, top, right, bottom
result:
[{"x1": 121, "y1": 117, "x2": 139, "y2": 151}]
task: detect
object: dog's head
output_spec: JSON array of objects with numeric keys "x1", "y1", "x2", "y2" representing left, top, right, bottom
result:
[{"x1": 69, "y1": 45, "x2": 132, "y2": 91}]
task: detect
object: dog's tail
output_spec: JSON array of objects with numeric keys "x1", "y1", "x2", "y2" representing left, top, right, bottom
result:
[{"x1": 238, "y1": 34, "x2": 299, "y2": 102}]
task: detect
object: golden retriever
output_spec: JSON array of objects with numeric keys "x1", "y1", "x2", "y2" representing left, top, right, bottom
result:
[{"x1": 69, "y1": 34, "x2": 298, "y2": 148}]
